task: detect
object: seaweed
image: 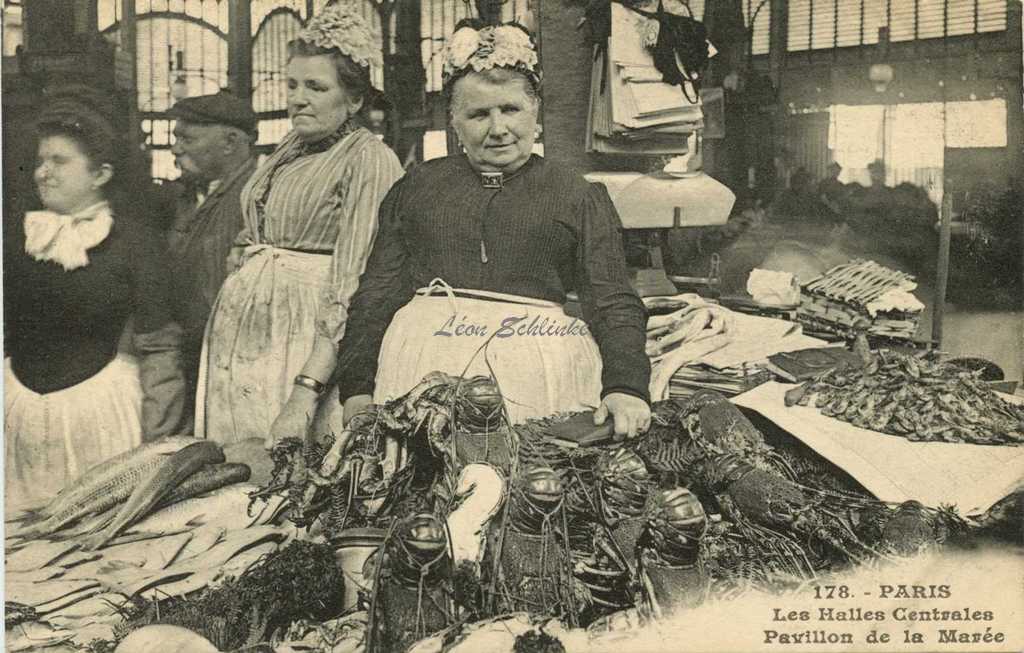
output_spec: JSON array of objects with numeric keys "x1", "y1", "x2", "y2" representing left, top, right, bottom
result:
[{"x1": 107, "y1": 540, "x2": 345, "y2": 651}]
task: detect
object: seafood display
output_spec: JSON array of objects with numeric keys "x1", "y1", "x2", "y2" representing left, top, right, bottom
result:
[
  {"x1": 797, "y1": 259, "x2": 924, "y2": 341},
  {"x1": 785, "y1": 349, "x2": 1024, "y2": 445},
  {"x1": 4, "y1": 438, "x2": 287, "y2": 650},
  {"x1": 20, "y1": 370, "x2": 1016, "y2": 652},
  {"x1": 235, "y1": 372, "x2": 1003, "y2": 653}
]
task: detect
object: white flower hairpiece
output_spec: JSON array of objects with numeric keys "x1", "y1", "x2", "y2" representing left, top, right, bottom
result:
[
  {"x1": 297, "y1": 2, "x2": 383, "y2": 70},
  {"x1": 442, "y1": 24, "x2": 540, "y2": 88}
]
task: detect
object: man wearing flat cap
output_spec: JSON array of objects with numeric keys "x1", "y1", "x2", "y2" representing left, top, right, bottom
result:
[{"x1": 165, "y1": 90, "x2": 258, "y2": 427}]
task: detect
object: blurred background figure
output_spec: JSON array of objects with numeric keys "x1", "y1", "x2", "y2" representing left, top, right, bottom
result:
[
  {"x1": 817, "y1": 161, "x2": 847, "y2": 218},
  {"x1": 165, "y1": 90, "x2": 259, "y2": 430}
]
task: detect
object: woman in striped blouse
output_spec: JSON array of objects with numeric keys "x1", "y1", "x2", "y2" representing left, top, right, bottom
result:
[{"x1": 195, "y1": 5, "x2": 403, "y2": 446}]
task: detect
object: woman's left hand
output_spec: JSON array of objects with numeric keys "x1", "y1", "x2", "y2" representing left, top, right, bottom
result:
[
  {"x1": 266, "y1": 387, "x2": 319, "y2": 449},
  {"x1": 594, "y1": 392, "x2": 651, "y2": 440}
]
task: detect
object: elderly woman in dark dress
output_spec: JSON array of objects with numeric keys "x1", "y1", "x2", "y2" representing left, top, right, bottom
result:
[
  {"x1": 331, "y1": 21, "x2": 651, "y2": 465},
  {"x1": 4, "y1": 93, "x2": 184, "y2": 508}
]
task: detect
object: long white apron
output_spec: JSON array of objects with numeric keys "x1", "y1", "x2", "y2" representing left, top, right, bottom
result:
[{"x1": 196, "y1": 245, "x2": 337, "y2": 446}]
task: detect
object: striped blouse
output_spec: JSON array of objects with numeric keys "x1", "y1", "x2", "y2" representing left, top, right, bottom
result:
[{"x1": 236, "y1": 127, "x2": 404, "y2": 340}]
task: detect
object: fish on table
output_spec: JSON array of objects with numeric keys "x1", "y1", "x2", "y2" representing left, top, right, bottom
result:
[
  {"x1": 83, "y1": 441, "x2": 225, "y2": 551},
  {"x1": 139, "y1": 540, "x2": 281, "y2": 600},
  {"x1": 6, "y1": 540, "x2": 81, "y2": 573},
  {"x1": 34, "y1": 586, "x2": 107, "y2": 618},
  {"x1": 4, "y1": 579, "x2": 101, "y2": 609},
  {"x1": 40, "y1": 592, "x2": 129, "y2": 622},
  {"x1": 24, "y1": 437, "x2": 201, "y2": 538},
  {"x1": 126, "y1": 484, "x2": 261, "y2": 535},
  {"x1": 6, "y1": 620, "x2": 76, "y2": 652}
]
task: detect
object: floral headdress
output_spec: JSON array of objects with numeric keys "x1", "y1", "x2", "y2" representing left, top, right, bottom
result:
[
  {"x1": 296, "y1": 2, "x2": 383, "y2": 71},
  {"x1": 442, "y1": 22, "x2": 541, "y2": 92}
]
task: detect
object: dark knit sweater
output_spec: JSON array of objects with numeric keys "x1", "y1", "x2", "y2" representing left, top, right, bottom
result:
[
  {"x1": 334, "y1": 154, "x2": 651, "y2": 403},
  {"x1": 4, "y1": 211, "x2": 176, "y2": 394}
]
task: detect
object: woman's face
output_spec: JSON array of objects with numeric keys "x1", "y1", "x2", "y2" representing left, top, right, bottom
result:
[
  {"x1": 287, "y1": 55, "x2": 363, "y2": 143},
  {"x1": 450, "y1": 72, "x2": 538, "y2": 174},
  {"x1": 34, "y1": 135, "x2": 110, "y2": 215}
]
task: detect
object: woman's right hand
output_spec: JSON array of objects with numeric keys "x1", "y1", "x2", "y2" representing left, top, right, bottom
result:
[
  {"x1": 342, "y1": 394, "x2": 373, "y2": 426},
  {"x1": 266, "y1": 386, "x2": 318, "y2": 449}
]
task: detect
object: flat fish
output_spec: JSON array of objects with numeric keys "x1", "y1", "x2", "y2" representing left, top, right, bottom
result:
[
  {"x1": 5, "y1": 566, "x2": 67, "y2": 584},
  {"x1": 140, "y1": 540, "x2": 280, "y2": 600},
  {"x1": 62, "y1": 533, "x2": 194, "y2": 588},
  {"x1": 174, "y1": 525, "x2": 227, "y2": 563},
  {"x1": 5, "y1": 579, "x2": 101, "y2": 608},
  {"x1": 55, "y1": 550, "x2": 103, "y2": 570},
  {"x1": 35, "y1": 586, "x2": 106, "y2": 616},
  {"x1": 128, "y1": 484, "x2": 260, "y2": 535},
  {"x1": 83, "y1": 441, "x2": 225, "y2": 551},
  {"x1": 6, "y1": 621, "x2": 76, "y2": 652},
  {"x1": 248, "y1": 493, "x2": 289, "y2": 527},
  {"x1": 175, "y1": 524, "x2": 290, "y2": 571},
  {"x1": 104, "y1": 532, "x2": 194, "y2": 571},
  {"x1": 6, "y1": 540, "x2": 80, "y2": 572},
  {"x1": 41, "y1": 593, "x2": 128, "y2": 621},
  {"x1": 93, "y1": 565, "x2": 195, "y2": 598},
  {"x1": 51, "y1": 619, "x2": 120, "y2": 651}
]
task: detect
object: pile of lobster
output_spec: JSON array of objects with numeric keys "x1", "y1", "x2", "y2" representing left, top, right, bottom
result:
[{"x1": 254, "y1": 373, "x2": 1001, "y2": 653}]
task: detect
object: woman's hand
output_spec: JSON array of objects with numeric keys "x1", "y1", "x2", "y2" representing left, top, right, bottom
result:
[
  {"x1": 266, "y1": 386, "x2": 319, "y2": 449},
  {"x1": 225, "y1": 246, "x2": 244, "y2": 275},
  {"x1": 594, "y1": 392, "x2": 651, "y2": 440},
  {"x1": 342, "y1": 394, "x2": 373, "y2": 426}
]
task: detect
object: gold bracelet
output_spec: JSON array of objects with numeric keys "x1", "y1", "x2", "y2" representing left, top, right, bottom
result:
[{"x1": 294, "y1": 374, "x2": 327, "y2": 396}]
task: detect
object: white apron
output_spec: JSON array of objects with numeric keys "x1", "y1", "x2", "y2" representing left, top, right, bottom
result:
[
  {"x1": 196, "y1": 245, "x2": 341, "y2": 446},
  {"x1": 4, "y1": 354, "x2": 143, "y2": 510},
  {"x1": 373, "y1": 280, "x2": 603, "y2": 425}
]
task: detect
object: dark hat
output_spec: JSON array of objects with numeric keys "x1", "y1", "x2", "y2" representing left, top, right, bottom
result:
[{"x1": 166, "y1": 90, "x2": 256, "y2": 134}]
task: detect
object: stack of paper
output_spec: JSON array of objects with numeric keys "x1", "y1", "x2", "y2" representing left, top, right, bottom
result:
[
  {"x1": 587, "y1": 2, "x2": 709, "y2": 155},
  {"x1": 668, "y1": 363, "x2": 771, "y2": 398}
]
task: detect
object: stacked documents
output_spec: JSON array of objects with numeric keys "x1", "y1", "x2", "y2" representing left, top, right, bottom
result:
[{"x1": 587, "y1": 2, "x2": 709, "y2": 154}]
